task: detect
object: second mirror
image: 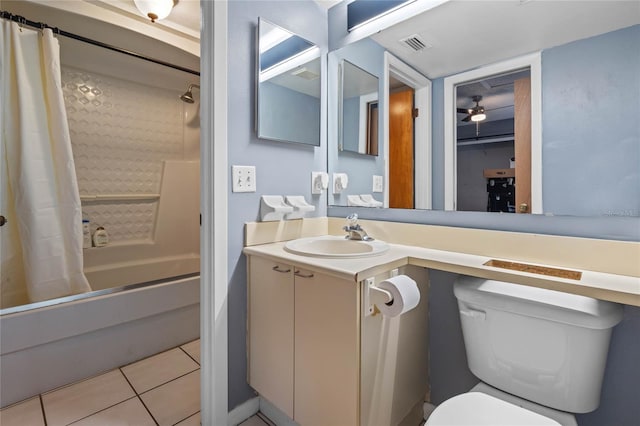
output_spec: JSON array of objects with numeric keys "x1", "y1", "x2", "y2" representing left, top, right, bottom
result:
[{"x1": 339, "y1": 60, "x2": 379, "y2": 156}]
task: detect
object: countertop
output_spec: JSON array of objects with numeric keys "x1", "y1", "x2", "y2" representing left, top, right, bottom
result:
[{"x1": 243, "y1": 240, "x2": 640, "y2": 306}]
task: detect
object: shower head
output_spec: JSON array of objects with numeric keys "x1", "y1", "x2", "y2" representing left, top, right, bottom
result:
[{"x1": 180, "y1": 83, "x2": 200, "y2": 103}]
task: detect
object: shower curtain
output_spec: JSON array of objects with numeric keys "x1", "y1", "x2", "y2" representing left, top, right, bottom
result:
[{"x1": 1, "y1": 20, "x2": 90, "y2": 306}]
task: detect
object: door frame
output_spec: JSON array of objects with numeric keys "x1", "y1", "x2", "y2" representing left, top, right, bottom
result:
[
  {"x1": 200, "y1": 1, "x2": 228, "y2": 424},
  {"x1": 443, "y1": 53, "x2": 543, "y2": 213},
  {"x1": 383, "y1": 52, "x2": 432, "y2": 209}
]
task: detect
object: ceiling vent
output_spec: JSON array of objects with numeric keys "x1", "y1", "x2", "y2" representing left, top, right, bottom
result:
[
  {"x1": 291, "y1": 67, "x2": 320, "y2": 80},
  {"x1": 399, "y1": 34, "x2": 431, "y2": 52}
]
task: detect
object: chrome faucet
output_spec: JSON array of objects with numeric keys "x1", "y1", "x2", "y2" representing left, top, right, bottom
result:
[{"x1": 343, "y1": 213, "x2": 374, "y2": 241}]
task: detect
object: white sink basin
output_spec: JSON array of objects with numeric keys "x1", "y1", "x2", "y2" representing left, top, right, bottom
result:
[{"x1": 284, "y1": 236, "x2": 389, "y2": 258}]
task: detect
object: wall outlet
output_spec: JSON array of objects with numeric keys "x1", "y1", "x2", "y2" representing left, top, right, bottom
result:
[
  {"x1": 311, "y1": 171, "x2": 328, "y2": 194},
  {"x1": 373, "y1": 175, "x2": 383, "y2": 193},
  {"x1": 232, "y1": 165, "x2": 256, "y2": 192}
]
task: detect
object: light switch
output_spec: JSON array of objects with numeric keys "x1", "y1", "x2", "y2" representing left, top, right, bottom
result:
[{"x1": 232, "y1": 165, "x2": 256, "y2": 192}]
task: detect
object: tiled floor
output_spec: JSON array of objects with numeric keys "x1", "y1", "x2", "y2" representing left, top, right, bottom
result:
[
  {"x1": 1, "y1": 339, "x2": 273, "y2": 426},
  {"x1": 1, "y1": 340, "x2": 202, "y2": 426}
]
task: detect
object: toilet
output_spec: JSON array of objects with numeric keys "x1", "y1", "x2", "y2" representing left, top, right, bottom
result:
[{"x1": 426, "y1": 276, "x2": 623, "y2": 426}]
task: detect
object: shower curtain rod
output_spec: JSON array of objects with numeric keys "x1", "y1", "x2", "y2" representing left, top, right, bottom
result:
[{"x1": 0, "y1": 11, "x2": 200, "y2": 77}]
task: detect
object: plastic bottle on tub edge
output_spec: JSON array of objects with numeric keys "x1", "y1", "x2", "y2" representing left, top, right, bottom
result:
[
  {"x1": 92, "y1": 226, "x2": 109, "y2": 247},
  {"x1": 82, "y1": 213, "x2": 91, "y2": 249}
]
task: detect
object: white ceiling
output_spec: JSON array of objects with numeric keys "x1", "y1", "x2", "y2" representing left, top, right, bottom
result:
[
  {"x1": 371, "y1": 0, "x2": 639, "y2": 80},
  {"x1": 368, "y1": 0, "x2": 638, "y2": 127}
]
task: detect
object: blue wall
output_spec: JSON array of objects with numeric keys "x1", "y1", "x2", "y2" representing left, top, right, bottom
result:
[
  {"x1": 227, "y1": 0, "x2": 327, "y2": 410},
  {"x1": 258, "y1": 81, "x2": 320, "y2": 146},
  {"x1": 342, "y1": 96, "x2": 360, "y2": 151},
  {"x1": 542, "y1": 25, "x2": 640, "y2": 217}
]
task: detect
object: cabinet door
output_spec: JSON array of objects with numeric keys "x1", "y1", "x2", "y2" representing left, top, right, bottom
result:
[
  {"x1": 294, "y1": 268, "x2": 359, "y2": 426},
  {"x1": 247, "y1": 256, "x2": 294, "y2": 418}
]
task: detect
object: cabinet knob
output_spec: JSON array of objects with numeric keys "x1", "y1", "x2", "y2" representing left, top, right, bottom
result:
[
  {"x1": 519, "y1": 203, "x2": 529, "y2": 213},
  {"x1": 0, "y1": 215, "x2": 6, "y2": 227}
]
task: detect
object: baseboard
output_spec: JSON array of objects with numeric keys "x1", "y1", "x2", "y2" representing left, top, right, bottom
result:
[
  {"x1": 228, "y1": 396, "x2": 260, "y2": 426},
  {"x1": 232, "y1": 396, "x2": 430, "y2": 425},
  {"x1": 259, "y1": 397, "x2": 299, "y2": 426}
]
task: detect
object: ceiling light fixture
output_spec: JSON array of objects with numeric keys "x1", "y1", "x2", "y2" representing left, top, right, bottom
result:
[
  {"x1": 471, "y1": 112, "x2": 486, "y2": 122},
  {"x1": 470, "y1": 95, "x2": 486, "y2": 122},
  {"x1": 134, "y1": 0, "x2": 174, "y2": 23}
]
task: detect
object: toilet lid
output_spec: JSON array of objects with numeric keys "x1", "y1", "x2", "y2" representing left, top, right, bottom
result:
[{"x1": 426, "y1": 392, "x2": 561, "y2": 426}]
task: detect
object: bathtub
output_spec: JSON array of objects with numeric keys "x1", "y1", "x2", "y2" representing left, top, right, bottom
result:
[
  {"x1": 0, "y1": 274, "x2": 200, "y2": 407},
  {"x1": 0, "y1": 160, "x2": 201, "y2": 407}
]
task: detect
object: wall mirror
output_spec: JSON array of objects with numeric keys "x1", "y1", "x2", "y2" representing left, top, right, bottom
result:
[
  {"x1": 327, "y1": 38, "x2": 386, "y2": 208},
  {"x1": 339, "y1": 59, "x2": 379, "y2": 155},
  {"x1": 257, "y1": 18, "x2": 321, "y2": 146},
  {"x1": 327, "y1": 1, "x2": 640, "y2": 217}
]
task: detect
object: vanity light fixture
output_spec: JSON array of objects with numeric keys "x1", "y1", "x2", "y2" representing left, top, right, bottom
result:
[
  {"x1": 134, "y1": 0, "x2": 174, "y2": 23},
  {"x1": 347, "y1": 0, "x2": 417, "y2": 32}
]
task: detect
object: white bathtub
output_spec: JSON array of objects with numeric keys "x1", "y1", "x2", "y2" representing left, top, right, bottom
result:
[
  {"x1": 0, "y1": 274, "x2": 200, "y2": 408},
  {"x1": 0, "y1": 159, "x2": 201, "y2": 407}
]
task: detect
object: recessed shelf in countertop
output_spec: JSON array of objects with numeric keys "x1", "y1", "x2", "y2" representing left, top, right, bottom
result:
[{"x1": 484, "y1": 259, "x2": 582, "y2": 280}]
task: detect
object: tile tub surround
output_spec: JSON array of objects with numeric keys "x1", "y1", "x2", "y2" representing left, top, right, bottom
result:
[
  {"x1": 0, "y1": 340, "x2": 201, "y2": 426},
  {"x1": 244, "y1": 218, "x2": 640, "y2": 306}
]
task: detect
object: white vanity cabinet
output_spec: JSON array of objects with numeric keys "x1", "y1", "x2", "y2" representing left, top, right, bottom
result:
[
  {"x1": 247, "y1": 254, "x2": 429, "y2": 426},
  {"x1": 247, "y1": 256, "x2": 296, "y2": 418},
  {"x1": 247, "y1": 255, "x2": 359, "y2": 425}
]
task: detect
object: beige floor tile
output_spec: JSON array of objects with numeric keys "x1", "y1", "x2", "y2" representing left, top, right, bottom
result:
[
  {"x1": 240, "y1": 414, "x2": 269, "y2": 426},
  {"x1": 71, "y1": 397, "x2": 155, "y2": 426},
  {"x1": 121, "y1": 347, "x2": 199, "y2": 394},
  {"x1": 140, "y1": 370, "x2": 200, "y2": 426},
  {"x1": 0, "y1": 396, "x2": 45, "y2": 426},
  {"x1": 42, "y1": 370, "x2": 135, "y2": 426},
  {"x1": 181, "y1": 339, "x2": 201, "y2": 364},
  {"x1": 175, "y1": 411, "x2": 201, "y2": 425}
]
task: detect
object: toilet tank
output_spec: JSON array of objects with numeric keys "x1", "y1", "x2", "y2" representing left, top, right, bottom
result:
[{"x1": 454, "y1": 276, "x2": 623, "y2": 413}]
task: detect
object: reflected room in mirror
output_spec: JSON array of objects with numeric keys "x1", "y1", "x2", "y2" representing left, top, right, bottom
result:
[
  {"x1": 456, "y1": 69, "x2": 531, "y2": 214},
  {"x1": 327, "y1": 0, "x2": 639, "y2": 217},
  {"x1": 340, "y1": 59, "x2": 379, "y2": 155},
  {"x1": 256, "y1": 18, "x2": 321, "y2": 146}
]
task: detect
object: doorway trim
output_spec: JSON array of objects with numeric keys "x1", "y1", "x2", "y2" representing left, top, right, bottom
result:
[
  {"x1": 201, "y1": 1, "x2": 228, "y2": 424},
  {"x1": 383, "y1": 52, "x2": 432, "y2": 209},
  {"x1": 443, "y1": 52, "x2": 542, "y2": 213}
]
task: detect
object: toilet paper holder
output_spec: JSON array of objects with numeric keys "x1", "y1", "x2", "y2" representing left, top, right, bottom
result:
[{"x1": 363, "y1": 272, "x2": 397, "y2": 317}]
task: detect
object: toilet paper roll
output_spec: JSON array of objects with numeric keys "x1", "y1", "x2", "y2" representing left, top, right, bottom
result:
[{"x1": 377, "y1": 275, "x2": 420, "y2": 317}]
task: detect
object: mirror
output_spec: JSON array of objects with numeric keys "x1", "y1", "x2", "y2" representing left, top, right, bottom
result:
[
  {"x1": 328, "y1": 38, "x2": 386, "y2": 208},
  {"x1": 327, "y1": 1, "x2": 640, "y2": 217},
  {"x1": 339, "y1": 60, "x2": 379, "y2": 155},
  {"x1": 257, "y1": 18, "x2": 321, "y2": 146}
]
